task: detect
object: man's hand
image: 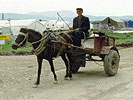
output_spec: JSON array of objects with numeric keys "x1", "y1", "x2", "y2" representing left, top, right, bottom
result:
[
  {"x1": 69, "y1": 28, "x2": 73, "y2": 30},
  {"x1": 74, "y1": 28, "x2": 80, "y2": 31}
]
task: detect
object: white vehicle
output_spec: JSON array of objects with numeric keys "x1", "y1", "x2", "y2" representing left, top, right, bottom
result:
[
  {"x1": 45, "y1": 20, "x2": 58, "y2": 31},
  {"x1": 57, "y1": 21, "x2": 72, "y2": 31}
]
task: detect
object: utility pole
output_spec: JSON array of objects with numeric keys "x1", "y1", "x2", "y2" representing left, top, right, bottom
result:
[
  {"x1": 8, "y1": 19, "x2": 13, "y2": 39},
  {"x1": 57, "y1": 12, "x2": 71, "y2": 29}
]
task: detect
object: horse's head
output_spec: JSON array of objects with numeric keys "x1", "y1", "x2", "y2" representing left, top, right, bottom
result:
[{"x1": 12, "y1": 28, "x2": 42, "y2": 50}]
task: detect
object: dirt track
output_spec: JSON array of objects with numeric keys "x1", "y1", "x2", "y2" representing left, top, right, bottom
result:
[{"x1": 0, "y1": 47, "x2": 133, "y2": 100}]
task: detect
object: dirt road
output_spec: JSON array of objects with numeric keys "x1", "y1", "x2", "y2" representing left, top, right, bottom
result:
[{"x1": 0, "y1": 47, "x2": 133, "y2": 100}]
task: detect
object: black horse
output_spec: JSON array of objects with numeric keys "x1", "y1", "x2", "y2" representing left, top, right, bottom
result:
[{"x1": 12, "y1": 28, "x2": 74, "y2": 86}]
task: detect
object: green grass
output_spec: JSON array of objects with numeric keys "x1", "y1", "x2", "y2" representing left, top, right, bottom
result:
[
  {"x1": 106, "y1": 32, "x2": 133, "y2": 44},
  {"x1": 2, "y1": 40, "x2": 13, "y2": 51},
  {"x1": 1, "y1": 39, "x2": 32, "y2": 52},
  {"x1": 1, "y1": 32, "x2": 133, "y2": 52}
]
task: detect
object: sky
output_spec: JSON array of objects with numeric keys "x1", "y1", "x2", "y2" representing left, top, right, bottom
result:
[{"x1": 0, "y1": 0, "x2": 133, "y2": 16}]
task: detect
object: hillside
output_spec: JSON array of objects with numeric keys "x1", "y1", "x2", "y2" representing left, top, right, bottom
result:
[{"x1": 0, "y1": 11, "x2": 133, "y2": 21}]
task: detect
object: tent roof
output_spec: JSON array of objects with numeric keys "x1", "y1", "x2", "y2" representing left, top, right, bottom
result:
[
  {"x1": 0, "y1": 19, "x2": 37, "y2": 27},
  {"x1": 108, "y1": 17, "x2": 123, "y2": 22}
]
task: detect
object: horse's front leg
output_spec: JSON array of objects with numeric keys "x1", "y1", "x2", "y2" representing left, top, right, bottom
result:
[
  {"x1": 34, "y1": 57, "x2": 43, "y2": 86},
  {"x1": 48, "y1": 60, "x2": 58, "y2": 84}
]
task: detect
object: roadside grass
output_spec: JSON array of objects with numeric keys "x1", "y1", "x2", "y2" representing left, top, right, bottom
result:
[
  {"x1": 1, "y1": 39, "x2": 32, "y2": 52},
  {"x1": 1, "y1": 32, "x2": 133, "y2": 52},
  {"x1": 106, "y1": 32, "x2": 133, "y2": 44}
]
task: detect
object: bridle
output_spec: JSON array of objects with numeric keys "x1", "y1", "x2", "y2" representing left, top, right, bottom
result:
[
  {"x1": 13, "y1": 32, "x2": 28, "y2": 47},
  {"x1": 14, "y1": 31, "x2": 50, "y2": 47},
  {"x1": 13, "y1": 31, "x2": 51, "y2": 55},
  {"x1": 13, "y1": 31, "x2": 74, "y2": 56}
]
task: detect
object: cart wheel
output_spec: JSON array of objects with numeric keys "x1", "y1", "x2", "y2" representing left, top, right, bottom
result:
[{"x1": 104, "y1": 50, "x2": 120, "y2": 76}]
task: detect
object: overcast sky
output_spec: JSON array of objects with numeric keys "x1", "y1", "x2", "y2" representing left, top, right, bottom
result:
[{"x1": 0, "y1": 0, "x2": 133, "y2": 16}]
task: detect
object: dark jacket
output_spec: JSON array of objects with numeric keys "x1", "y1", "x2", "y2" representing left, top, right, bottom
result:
[{"x1": 73, "y1": 15, "x2": 90, "y2": 35}]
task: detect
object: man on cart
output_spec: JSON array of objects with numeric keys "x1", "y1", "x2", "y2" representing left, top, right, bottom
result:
[{"x1": 68, "y1": 8, "x2": 90, "y2": 46}]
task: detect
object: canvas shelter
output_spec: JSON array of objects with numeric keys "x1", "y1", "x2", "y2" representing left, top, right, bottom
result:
[
  {"x1": 0, "y1": 26, "x2": 11, "y2": 35},
  {"x1": 0, "y1": 19, "x2": 46, "y2": 35},
  {"x1": 101, "y1": 17, "x2": 125, "y2": 29}
]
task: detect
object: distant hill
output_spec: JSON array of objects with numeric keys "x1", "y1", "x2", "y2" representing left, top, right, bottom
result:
[
  {"x1": 0, "y1": 13, "x2": 55, "y2": 20},
  {"x1": 115, "y1": 16, "x2": 133, "y2": 20},
  {"x1": 0, "y1": 11, "x2": 133, "y2": 22},
  {"x1": 28, "y1": 10, "x2": 76, "y2": 21},
  {"x1": 28, "y1": 10, "x2": 76, "y2": 18}
]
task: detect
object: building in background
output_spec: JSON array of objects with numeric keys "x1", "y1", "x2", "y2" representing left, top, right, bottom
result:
[
  {"x1": 124, "y1": 20, "x2": 133, "y2": 28},
  {"x1": 91, "y1": 21, "x2": 102, "y2": 30},
  {"x1": 101, "y1": 17, "x2": 125, "y2": 29}
]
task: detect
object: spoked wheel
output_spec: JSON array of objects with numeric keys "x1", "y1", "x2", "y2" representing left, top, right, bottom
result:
[{"x1": 104, "y1": 49, "x2": 120, "y2": 76}]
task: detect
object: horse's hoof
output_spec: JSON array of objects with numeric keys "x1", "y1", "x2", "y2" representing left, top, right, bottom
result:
[
  {"x1": 53, "y1": 80, "x2": 58, "y2": 84},
  {"x1": 32, "y1": 85, "x2": 39, "y2": 88},
  {"x1": 69, "y1": 77, "x2": 73, "y2": 80},
  {"x1": 64, "y1": 77, "x2": 69, "y2": 80},
  {"x1": 34, "y1": 82, "x2": 39, "y2": 85}
]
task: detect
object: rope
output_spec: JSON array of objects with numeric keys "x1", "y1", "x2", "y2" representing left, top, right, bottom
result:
[
  {"x1": 57, "y1": 12, "x2": 71, "y2": 29},
  {"x1": 32, "y1": 39, "x2": 46, "y2": 55},
  {"x1": 62, "y1": 32, "x2": 73, "y2": 43},
  {"x1": 30, "y1": 34, "x2": 49, "y2": 45},
  {"x1": 13, "y1": 37, "x2": 27, "y2": 47},
  {"x1": 46, "y1": 41, "x2": 86, "y2": 55}
]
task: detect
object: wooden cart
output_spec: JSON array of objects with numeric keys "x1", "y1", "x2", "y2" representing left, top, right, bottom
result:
[{"x1": 69, "y1": 32, "x2": 120, "y2": 76}]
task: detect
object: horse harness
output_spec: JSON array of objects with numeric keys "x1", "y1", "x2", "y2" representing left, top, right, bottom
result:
[
  {"x1": 14, "y1": 31, "x2": 73, "y2": 56},
  {"x1": 14, "y1": 32, "x2": 49, "y2": 55}
]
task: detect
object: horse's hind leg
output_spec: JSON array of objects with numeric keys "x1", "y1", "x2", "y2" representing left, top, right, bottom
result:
[
  {"x1": 67, "y1": 53, "x2": 73, "y2": 79},
  {"x1": 48, "y1": 60, "x2": 58, "y2": 84},
  {"x1": 61, "y1": 54, "x2": 69, "y2": 79}
]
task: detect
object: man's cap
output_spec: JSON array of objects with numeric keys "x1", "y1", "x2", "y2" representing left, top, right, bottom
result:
[{"x1": 76, "y1": 8, "x2": 83, "y2": 11}]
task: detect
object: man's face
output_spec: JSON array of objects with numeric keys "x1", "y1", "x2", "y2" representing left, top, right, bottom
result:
[{"x1": 76, "y1": 10, "x2": 83, "y2": 17}]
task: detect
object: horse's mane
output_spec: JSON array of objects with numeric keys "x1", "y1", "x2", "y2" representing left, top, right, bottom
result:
[{"x1": 20, "y1": 28, "x2": 41, "y2": 35}]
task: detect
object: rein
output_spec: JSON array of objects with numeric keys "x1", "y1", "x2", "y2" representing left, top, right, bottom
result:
[
  {"x1": 14, "y1": 32, "x2": 50, "y2": 55},
  {"x1": 13, "y1": 32, "x2": 28, "y2": 47},
  {"x1": 14, "y1": 31, "x2": 81, "y2": 56},
  {"x1": 18, "y1": 32, "x2": 49, "y2": 45},
  {"x1": 29, "y1": 33, "x2": 50, "y2": 55}
]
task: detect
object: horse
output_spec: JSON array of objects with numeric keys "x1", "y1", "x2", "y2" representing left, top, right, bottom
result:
[{"x1": 12, "y1": 28, "x2": 74, "y2": 86}]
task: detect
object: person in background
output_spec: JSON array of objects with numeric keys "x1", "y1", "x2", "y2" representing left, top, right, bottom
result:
[
  {"x1": 0, "y1": 31, "x2": 5, "y2": 50},
  {"x1": 69, "y1": 8, "x2": 90, "y2": 46}
]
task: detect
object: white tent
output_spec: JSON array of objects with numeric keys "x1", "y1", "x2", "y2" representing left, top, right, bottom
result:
[
  {"x1": 0, "y1": 26, "x2": 11, "y2": 35},
  {"x1": 90, "y1": 23, "x2": 94, "y2": 30},
  {"x1": 0, "y1": 19, "x2": 46, "y2": 35}
]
